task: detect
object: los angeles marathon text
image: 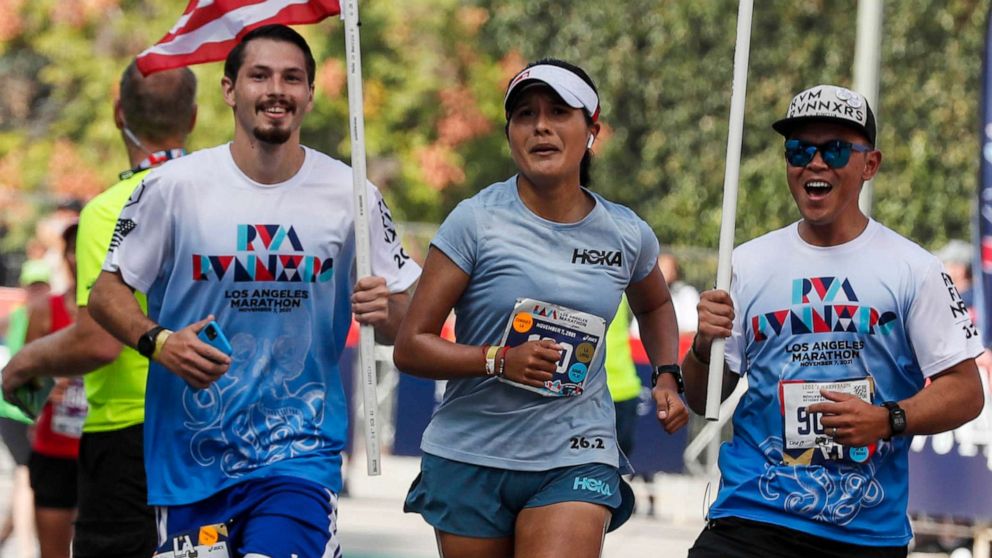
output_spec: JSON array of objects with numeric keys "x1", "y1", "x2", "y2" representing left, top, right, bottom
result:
[
  {"x1": 785, "y1": 339, "x2": 864, "y2": 366},
  {"x1": 225, "y1": 288, "x2": 309, "y2": 313}
]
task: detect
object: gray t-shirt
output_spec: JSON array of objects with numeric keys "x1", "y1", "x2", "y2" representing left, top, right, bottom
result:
[{"x1": 420, "y1": 176, "x2": 660, "y2": 471}]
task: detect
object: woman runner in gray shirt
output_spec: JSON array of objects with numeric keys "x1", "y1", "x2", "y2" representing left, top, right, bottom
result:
[{"x1": 394, "y1": 58, "x2": 687, "y2": 558}]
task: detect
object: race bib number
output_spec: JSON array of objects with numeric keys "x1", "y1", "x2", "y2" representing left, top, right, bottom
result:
[
  {"x1": 497, "y1": 298, "x2": 606, "y2": 397},
  {"x1": 779, "y1": 378, "x2": 875, "y2": 466}
]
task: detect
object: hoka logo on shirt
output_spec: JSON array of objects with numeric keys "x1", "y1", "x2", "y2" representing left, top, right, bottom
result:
[
  {"x1": 571, "y1": 248, "x2": 622, "y2": 267},
  {"x1": 573, "y1": 476, "x2": 613, "y2": 497},
  {"x1": 192, "y1": 224, "x2": 334, "y2": 283},
  {"x1": 751, "y1": 276, "x2": 897, "y2": 341}
]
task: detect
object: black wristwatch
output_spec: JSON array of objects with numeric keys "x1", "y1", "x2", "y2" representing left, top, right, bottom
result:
[
  {"x1": 137, "y1": 325, "x2": 166, "y2": 358},
  {"x1": 651, "y1": 364, "x2": 684, "y2": 393},
  {"x1": 882, "y1": 401, "x2": 906, "y2": 440}
]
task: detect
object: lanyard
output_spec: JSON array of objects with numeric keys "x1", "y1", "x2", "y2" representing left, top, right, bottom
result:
[{"x1": 118, "y1": 148, "x2": 187, "y2": 180}]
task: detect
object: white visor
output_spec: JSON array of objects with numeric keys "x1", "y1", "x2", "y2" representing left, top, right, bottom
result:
[{"x1": 504, "y1": 64, "x2": 600, "y2": 121}]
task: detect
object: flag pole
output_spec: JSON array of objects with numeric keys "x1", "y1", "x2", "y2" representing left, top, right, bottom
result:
[
  {"x1": 342, "y1": 0, "x2": 381, "y2": 475},
  {"x1": 854, "y1": 0, "x2": 883, "y2": 216},
  {"x1": 706, "y1": 0, "x2": 753, "y2": 421},
  {"x1": 977, "y1": 5, "x2": 992, "y2": 350}
]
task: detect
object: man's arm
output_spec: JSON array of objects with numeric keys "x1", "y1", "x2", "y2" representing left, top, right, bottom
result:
[
  {"x1": 810, "y1": 358, "x2": 984, "y2": 446},
  {"x1": 352, "y1": 276, "x2": 416, "y2": 345},
  {"x1": 380, "y1": 285, "x2": 414, "y2": 344},
  {"x1": 682, "y1": 341, "x2": 740, "y2": 416},
  {"x1": 89, "y1": 270, "x2": 157, "y2": 347},
  {"x1": 89, "y1": 269, "x2": 230, "y2": 390},
  {"x1": 898, "y1": 359, "x2": 985, "y2": 434},
  {"x1": 681, "y1": 288, "x2": 740, "y2": 416},
  {"x1": 1, "y1": 307, "x2": 122, "y2": 397}
]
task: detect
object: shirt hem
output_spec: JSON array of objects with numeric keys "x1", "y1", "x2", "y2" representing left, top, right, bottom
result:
[
  {"x1": 421, "y1": 442, "x2": 618, "y2": 471},
  {"x1": 920, "y1": 349, "x2": 984, "y2": 379},
  {"x1": 706, "y1": 509, "x2": 912, "y2": 546},
  {"x1": 82, "y1": 418, "x2": 144, "y2": 434},
  {"x1": 148, "y1": 468, "x2": 343, "y2": 507}
]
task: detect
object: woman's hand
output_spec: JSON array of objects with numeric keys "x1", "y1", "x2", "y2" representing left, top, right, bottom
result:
[{"x1": 500, "y1": 340, "x2": 561, "y2": 388}]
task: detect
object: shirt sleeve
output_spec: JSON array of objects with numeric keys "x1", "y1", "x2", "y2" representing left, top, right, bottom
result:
[
  {"x1": 906, "y1": 258, "x2": 984, "y2": 378},
  {"x1": 430, "y1": 200, "x2": 478, "y2": 276},
  {"x1": 75, "y1": 200, "x2": 113, "y2": 307},
  {"x1": 367, "y1": 183, "x2": 421, "y2": 293},
  {"x1": 632, "y1": 218, "x2": 660, "y2": 283},
  {"x1": 101, "y1": 175, "x2": 173, "y2": 293}
]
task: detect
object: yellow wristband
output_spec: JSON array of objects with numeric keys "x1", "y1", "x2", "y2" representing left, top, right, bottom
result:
[
  {"x1": 485, "y1": 344, "x2": 501, "y2": 375},
  {"x1": 152, "y1": 329, "x2": 173, "y2": 361}
]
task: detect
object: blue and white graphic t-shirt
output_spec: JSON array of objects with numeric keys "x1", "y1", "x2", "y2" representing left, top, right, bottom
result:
[
  {"x1": 711, "y1": 219, "x2": 982, "y2": 546},
  {"x1": 420, "y1": 176, "x2": 660, "y2": 471},
  {"x1": 104, "y1": 144, "x2": 420, "y2": 506}
]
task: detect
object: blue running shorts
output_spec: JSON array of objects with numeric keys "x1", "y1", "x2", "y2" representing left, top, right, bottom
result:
[
  {"x1": 153, "y1": 476, "x2": 341, "y2": 558},
  {"x1": 404, "y1": 452, "x2": 634, "y2": 538}
]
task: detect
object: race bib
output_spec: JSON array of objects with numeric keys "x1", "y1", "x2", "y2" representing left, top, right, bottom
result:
[
  {"x1": 52, "y1": 378, "x2": 87, "y2": 438},
  {"x1": 154, "y1": 523, "x2": 230, "y2": 558},
  {"x1": 779, "y1": 378, "x2": 876, "y2": 466},
  {"x1": 497, "y1": 298, "x2": 606, "y2": 397}
]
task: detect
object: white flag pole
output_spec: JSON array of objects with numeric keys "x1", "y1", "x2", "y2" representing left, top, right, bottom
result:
[
  {"x1": 854, "y1": 0, "x2": 883, "y2": 216},
  {"x1": 342, "y1": 0, "x2": 381, "y2": 475},
  {"x1": 706, "y1": 0, "x2": 753, "y2": 421}
]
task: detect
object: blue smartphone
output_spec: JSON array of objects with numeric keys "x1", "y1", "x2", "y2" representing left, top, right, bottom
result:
[{"x1": 197, "y1": 320, "x2": 233, "y2": 356}]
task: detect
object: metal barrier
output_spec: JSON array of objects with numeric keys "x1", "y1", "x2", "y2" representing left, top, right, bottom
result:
[{"x1": 682, "y1": 378, "x2": 747, "y2": 475}]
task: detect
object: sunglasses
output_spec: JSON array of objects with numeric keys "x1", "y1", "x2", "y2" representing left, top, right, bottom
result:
[{"x1": 784, "y1": 139, "x2": 873, "y2": 168}]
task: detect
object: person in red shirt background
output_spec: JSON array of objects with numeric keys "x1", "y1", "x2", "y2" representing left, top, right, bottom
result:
[{"x1": 24, "y1": 222, "x2": 85, "y2": 558}]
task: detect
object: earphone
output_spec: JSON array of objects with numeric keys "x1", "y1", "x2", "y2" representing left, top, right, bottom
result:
[
  {"x1": 586, "y1": 135, "x2": 595, "y2": 149},
  {"x1": 123, "y1": 126, "x2": 153, "y2": 156}
]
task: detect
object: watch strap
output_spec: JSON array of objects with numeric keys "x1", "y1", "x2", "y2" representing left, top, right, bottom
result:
[
  {"x1": 137, "y1": 325, "x2": 165, "y2": 358},
  {"x1": 652, "y1": 364, "x2": 684, "y2": 393},
  {"x1": 882, "y1": 401, "x2": 906, "y2": 440}
]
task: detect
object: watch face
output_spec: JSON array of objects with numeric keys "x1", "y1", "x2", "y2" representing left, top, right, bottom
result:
[
  {"x1": 887, "y1": 404, "x2": 907, "y2": 435},
  {"x1": 137, "y1": 335, "x2": 153, "y2": 356},
  {"x1": 138, "y1": 327, "x2": 161, "y2": 357},
  {"x1": 893, "y1": 410, "x2": 907, "y2": 431}
]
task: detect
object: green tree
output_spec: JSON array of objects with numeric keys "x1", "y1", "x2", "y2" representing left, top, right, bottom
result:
[
  {"x1": 0, "y1": 0, "x2": 987, "y2": 263},
  {"x1": 477, "y1": 0, "x2": 985, "y2": 252}
]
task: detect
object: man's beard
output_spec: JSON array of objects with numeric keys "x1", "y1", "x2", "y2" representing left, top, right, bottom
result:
[
  {"x1": 252, "y1": 99, "x2": 295, "y2": 145},
  {"x1": 252, "y1": 124, "x2": 291, "y2": 145}
]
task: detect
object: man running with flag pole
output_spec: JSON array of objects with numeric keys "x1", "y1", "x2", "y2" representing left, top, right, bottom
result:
[
  {"x1": 138, "y1": 0, "x2": 390, "y2": 478},
  {"x1": 90, "y1": 21, "x2": 420, "y2": 558}
]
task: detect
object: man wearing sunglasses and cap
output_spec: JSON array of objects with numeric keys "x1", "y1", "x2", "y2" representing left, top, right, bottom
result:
[{"x1": 681, "y1": 84, "x2": 984, "y2": 558}]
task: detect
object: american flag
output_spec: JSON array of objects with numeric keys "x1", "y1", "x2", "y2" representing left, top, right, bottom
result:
[
  {"x1": 109, "y1": 218, "x2": 137, "y2": 251},
  {"x1": 136, "y1": 0, "x2": 340, "y2": 76}
]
